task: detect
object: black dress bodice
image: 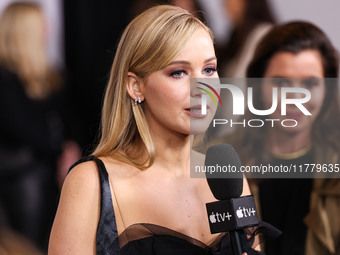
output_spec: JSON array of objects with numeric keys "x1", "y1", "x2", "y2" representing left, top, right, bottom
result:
[{"x1": 69, "y1": 156, "x2": 280, "y2": 255}]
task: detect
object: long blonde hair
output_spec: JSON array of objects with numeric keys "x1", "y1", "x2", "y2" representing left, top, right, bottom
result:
[
  {"x1": 0, "y1": 2, "x2": 59, "y2": 99},
  {"x1": 93, "y1": 5, "x2": 213, "y2": 169}
]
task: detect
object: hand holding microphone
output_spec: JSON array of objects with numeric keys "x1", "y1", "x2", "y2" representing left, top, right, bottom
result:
[{"x1": 205, "y1": 144, "x2": 259, "y2": 255}]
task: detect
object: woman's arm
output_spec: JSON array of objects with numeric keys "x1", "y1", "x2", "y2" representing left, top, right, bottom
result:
[{"x1": 49, "y1": 161, "x2": 101, "y2": 255}]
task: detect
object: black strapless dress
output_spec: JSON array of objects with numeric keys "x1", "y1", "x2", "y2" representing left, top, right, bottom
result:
[{"x1": 69, "y1": 156, "x2": 280, "y2": 255}]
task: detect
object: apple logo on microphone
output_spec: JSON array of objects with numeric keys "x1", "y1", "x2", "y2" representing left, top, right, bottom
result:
[
  {"x1": 236, "y1": 207, "x2": 244, "y2": 218},
  {"x1": 209, "y1": 212, "x2": 217, "y2": 223}
]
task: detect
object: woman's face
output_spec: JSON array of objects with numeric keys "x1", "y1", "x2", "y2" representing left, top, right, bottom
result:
[
  {"x1": 142, "y1": 28, "x2": 218, "y2": 136},
  {"x1": 262, "y1": 50, "x2": 326, "y2": 134}
]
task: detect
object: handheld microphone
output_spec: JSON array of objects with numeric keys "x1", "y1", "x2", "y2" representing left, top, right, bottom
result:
[{"x1": 205, "y1": 144, "x2": 259, "y2": 255}]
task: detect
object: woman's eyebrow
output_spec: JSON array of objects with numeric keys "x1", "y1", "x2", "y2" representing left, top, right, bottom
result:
[
  {"x1": 168, "y1": 60, "x2": 190, "y2": 66},
  {"x1": 168, "y1": 57, "x2": 217, "y2": 66},
  {"x1": 204, "y1": 56, "x2": 217, "y2": 63}
]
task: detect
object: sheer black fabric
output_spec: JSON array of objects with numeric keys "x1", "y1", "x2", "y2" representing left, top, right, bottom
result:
[
  {"x1": 118, "y1": 222, "x2": 280, "y2": 255},
  {"x1": 69, "y1": 157, "x2": 281, "y2": 255}
]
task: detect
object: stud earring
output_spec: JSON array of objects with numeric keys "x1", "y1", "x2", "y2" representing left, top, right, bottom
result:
[{"x1": 134, "y1": 96, "x2": 143, "y2": 105}]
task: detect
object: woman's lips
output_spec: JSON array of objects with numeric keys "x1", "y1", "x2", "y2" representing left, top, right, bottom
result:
[
  {"x1": 185, "y1": 105, "x2": 209, "y2": 118},
  {"x1": 285, "y1": 112, "x2": 304, "y2": 120}
]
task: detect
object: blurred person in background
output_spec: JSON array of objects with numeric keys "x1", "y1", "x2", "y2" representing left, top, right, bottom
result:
[
  {"x1": 209, "y1": 0, "x2": 277, "y2": 140},
  {"x1": 217, "y1": 0, "x2": 276, "y2": 78},
  {"x1": 0, "y1": 2, "x2": 80, "y2": 251},
  {"x1": 223, "y1": 21, "x2": 340, "y2": 255}
]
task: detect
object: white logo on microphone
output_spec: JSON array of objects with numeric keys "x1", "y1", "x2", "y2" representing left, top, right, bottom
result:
[
  {"x1": 236, "y1": 207, "x2": 256, "y2": 218},
  {"x1": 209, "y1": 212, "x2": 232, "y2": 223}
]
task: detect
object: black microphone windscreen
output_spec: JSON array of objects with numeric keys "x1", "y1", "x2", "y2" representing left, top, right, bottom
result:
[{"x1": 205, "y1": 144, "x2": 243, "y2": 200}]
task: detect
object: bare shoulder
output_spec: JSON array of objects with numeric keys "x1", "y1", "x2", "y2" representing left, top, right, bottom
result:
[
  {"x1": 65, "y1": 160, "x2": 100, "y2": 189},
  {"x1": 58, "y1": 160, "x2": 101, "y2": 206},
  {"x1": 49, "y1": 160, "x2": 101, "y2": 255},
  {"x1": 98, "y1": 156, "x2": 140, "y2": 180}
]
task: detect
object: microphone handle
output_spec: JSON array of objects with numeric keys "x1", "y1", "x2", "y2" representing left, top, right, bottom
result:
[{"x1": 230, "y1": 229, "x2": 246, "y2": 255}]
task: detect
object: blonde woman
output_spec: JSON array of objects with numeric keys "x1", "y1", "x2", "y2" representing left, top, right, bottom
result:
[
  {"x1": 0, "y1": 2, "x2": 72, "y2": 251},
  {"x1": 47, "y1": 5, "x2": 267, "y2": 255},
  {"x1": 0, "y1": 2, "x2": 60, "y2": 99}
]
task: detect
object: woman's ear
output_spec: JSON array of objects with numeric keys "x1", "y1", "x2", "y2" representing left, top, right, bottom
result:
[{"x1": 126, "y1": 72, "x2": 145, "y2": 104}]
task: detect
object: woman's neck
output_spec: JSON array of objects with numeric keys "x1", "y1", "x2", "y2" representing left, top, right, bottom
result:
[
  {"x1": 267, "y1": 128, "x2": 312, "y2": 155},
  {"x1": 150, "y1": 129, "x2": 191, "y2": 175}
]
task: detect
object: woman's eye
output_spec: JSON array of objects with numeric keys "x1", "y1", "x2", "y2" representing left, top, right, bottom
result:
[
  {"x1": 203, "y1": 67, "x2": 217, "y2": 75},
  {"x1": 302, "y1": 78, "x2": 319, "y2": 88},
  {"x1": 170, "y1": 69, "x2": 186, "y2": 78},
  {"x1": 272, "y1": 78, "x2": 290, "y2": 87}
]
